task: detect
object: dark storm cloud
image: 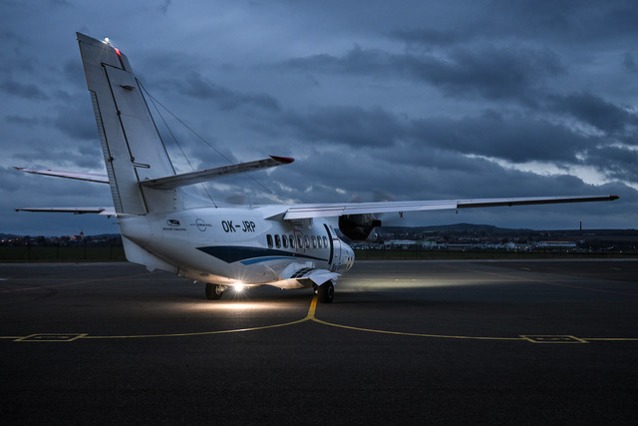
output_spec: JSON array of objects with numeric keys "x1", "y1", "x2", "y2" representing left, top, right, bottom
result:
[
  {"x1": 584, "y1": 146, "x2": 638, "y2": 183},
  {"x1": 12, "y1": 145, "x2": 102, "y2": 170},
  {"x1": 0, "y1": 80, "x2": 48, "y2": 100},
  {"x1": 280, "y1": 103, "x2": 594, "y2": 165},
  {"x1": 623, "y1": 52, "x2": 638, "y2": 72},
  {"x1": 52, "y1": 103, "x2": 100, "y2": 141},
  {"x1": 482, "y1": 0, "x2": 638, "y2": 43},
  {"x1": 283, "y1": 106, "x2": 406, "y2": 148},
  {"x1": 392, "y1": 29, "x2": 469, "y2": 48},
  {"x1": 158, "y1": 0, "x2": 171, "y2": 14},
  {"x1": 414, "y1": 46, "x2": 563, "y2": 101},
  {"x1": 285, "y1": 44, "x2": 564, "y2": 102},
  {"x1": 6, "y1": 115, "x2": 40, "y2": 127},
  {"x1": 548, "y1": 92, "x2": 638, "y2": 135},
  {"x1": 411, "y1": 112, "x2": 596, "y2": 164},
  {"x1": 174, "y1": 72, "x2": 280, "y2": 112}
]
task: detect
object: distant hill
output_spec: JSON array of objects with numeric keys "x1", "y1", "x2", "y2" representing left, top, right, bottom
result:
[{"x1": 378, "y1": 223, "x2": 532, "y2": 234}]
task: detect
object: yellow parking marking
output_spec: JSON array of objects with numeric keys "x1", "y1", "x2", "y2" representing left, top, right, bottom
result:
[
  {"x1": 4, "y1": 295, "x2": 637, "y2": 343},
  {"x1": 15, "y1": 333, "x2": 88, "y2": 342},
  {"x1": 310, "y1": 317, "x2": 525, "y2": 341},
  {"x1": 306, "y1": 297, "x2": 522, "y2": 340},
  {"x1": 520, "y1": 335, "x2": 588, "y2": 344}
]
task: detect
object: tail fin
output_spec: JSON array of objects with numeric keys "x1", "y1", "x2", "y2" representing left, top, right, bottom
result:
[{"x1": 77, "y1": 33, "x2": 177, "y2": 214}]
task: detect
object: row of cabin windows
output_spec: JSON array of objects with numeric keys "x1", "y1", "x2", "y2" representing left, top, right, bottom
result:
[{"x1": 266, "y1": 233, "x2": 329, "y2": 250}]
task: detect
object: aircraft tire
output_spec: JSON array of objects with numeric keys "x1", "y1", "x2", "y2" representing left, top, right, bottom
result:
[
  {"x1": 205, "y1": 283, "x2": 225, "y2": 300},
  {"x1": 317, "y1": 281, "x2": 334, "y2": 303}
]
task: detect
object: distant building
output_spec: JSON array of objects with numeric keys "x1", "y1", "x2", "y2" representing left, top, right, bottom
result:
[{"x1": 534, "y1": 241, "x2": 577, "y2": 250}]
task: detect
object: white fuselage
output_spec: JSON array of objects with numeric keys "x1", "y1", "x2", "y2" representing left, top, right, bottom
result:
[{"x1": 119, "y1": 206, "x2": 355, "y2": 289}]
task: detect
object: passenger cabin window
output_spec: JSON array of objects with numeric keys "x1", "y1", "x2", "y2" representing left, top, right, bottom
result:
[
  {"x1": 289, "y1": 234, "x2": 296, "y2": 248},
  {"x1": 323, "y1": 236, "x2": 328, "y2": 248},
  {"x1": 275, "y1": 234, "x2": 281, "y2": 248},
  {"x1": 311, "y1": 235, "x2": 317, "y2": 248},
  {"x1": 304, "y1": 235, "x2": 310, "y2": 248},
  {"x1": 267, "y1": 234, "x2": 273, "y2": 248},
  {"x1": 282, "y1": 235, "x2": 288, "y2": 248},
  {"x1": 297, "y1": 235, "x2": 303, "y2": 248}
]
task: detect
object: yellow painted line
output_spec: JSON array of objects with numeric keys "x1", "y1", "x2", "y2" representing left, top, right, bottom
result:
[
  {"x1": 583, "y1": 337, "x2": 638, "y2": 342},
  {"x1": 84, "y1": 296, "x2": 321, "y2": 340},
  {"x1": 306, "y1": 295, "x2": 318, "y2": 319},
  {"x1": 310, "y1": 317, "x2": 525, "y2": 341},
  {"x1": 310, "y1": 298, "x2": 634, "y2": 343},
  {"x1": 311, "y1": 317, "x2": 638, "y2": 343},
  {"x1": 84, "y1": 317, "x2": 310, "y2": 340},
  {"x1": 5, "y1": 297, "x2": 322, "y2": 341},
  {"x1": 4, "y1": 295, "x2": 637, "y2": 343}
]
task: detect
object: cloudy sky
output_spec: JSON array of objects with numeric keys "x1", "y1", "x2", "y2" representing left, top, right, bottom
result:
[{"x1": 1, "y1": 0, "x2": 637, "y2": 235}]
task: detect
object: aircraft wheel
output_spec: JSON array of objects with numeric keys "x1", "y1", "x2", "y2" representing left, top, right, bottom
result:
[
  {"x1": 317, "y1": 281, "x2": 334, "y2": 304},
  {"x1": 205, "y1": 283, "x2": 225, "y2": 300}
]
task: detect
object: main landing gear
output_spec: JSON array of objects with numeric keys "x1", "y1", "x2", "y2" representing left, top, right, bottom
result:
[
  {"x1": 316, "y1": 281, "x2": 335, "y2": 304},
  {"x1": 205, "y1": 283, "x2": 226, "y2": 300}
]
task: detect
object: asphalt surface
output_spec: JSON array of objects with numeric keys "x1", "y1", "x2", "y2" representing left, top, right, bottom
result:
[{"x1": 1, "y1": 260, "x2": 637, "y2": 424}]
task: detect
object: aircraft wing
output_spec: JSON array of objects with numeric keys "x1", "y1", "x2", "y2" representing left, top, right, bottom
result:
[
  {"x1": 141, "y1": 156, "x2": 294, "y2": 190},
  {"x1": 14, "y1": 167, "x2": 109, "y2": 184},
  {"x1": 15, "y1": 207, "x2": 116, "y2": 216},
  {"x1": 282, "y1": 194, "x2": 619, "y2": 220}
]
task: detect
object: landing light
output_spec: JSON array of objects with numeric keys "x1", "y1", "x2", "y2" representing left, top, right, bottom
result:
[{"x1": 233, "y1": 283, "x2": 246, "y2": 293}]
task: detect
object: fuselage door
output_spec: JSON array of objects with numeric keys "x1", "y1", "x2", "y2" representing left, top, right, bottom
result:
[{"x1": 324, "y1": 223, "x2": 341, "y2": 272}]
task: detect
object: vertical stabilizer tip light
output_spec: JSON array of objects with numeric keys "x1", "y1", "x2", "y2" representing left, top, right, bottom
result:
[{"x1": 104, "y1": 37, "x2": 111, "y2": 45}]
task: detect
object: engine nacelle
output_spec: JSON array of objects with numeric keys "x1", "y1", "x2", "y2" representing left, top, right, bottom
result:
[{"x1": 338, "y1": 214, "x2": 382, "y2": 241}]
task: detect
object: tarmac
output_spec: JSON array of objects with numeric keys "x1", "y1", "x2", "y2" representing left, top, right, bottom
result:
[{"x1": 1, "y1": 259, "x2": 637, "y2": 424}]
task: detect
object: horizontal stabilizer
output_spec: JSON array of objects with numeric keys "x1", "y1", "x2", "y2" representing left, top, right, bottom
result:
[
  {"x1": 283, "y1": 195, "x2": 619, "y2": 220},
  {"x1": 140, "y1": 155, "x2": 294, "y2": 190},
  {"x1": 14, "y1": 167, "x2": 109, "y2": 184},
  {"x1": 16, "y1": 207, "x2": 116, "y2": 216}
]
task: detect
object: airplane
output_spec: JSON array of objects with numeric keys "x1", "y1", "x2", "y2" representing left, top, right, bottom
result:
[{"x1": 15, "y1": 33, "x2": 619, "y2": 303}]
